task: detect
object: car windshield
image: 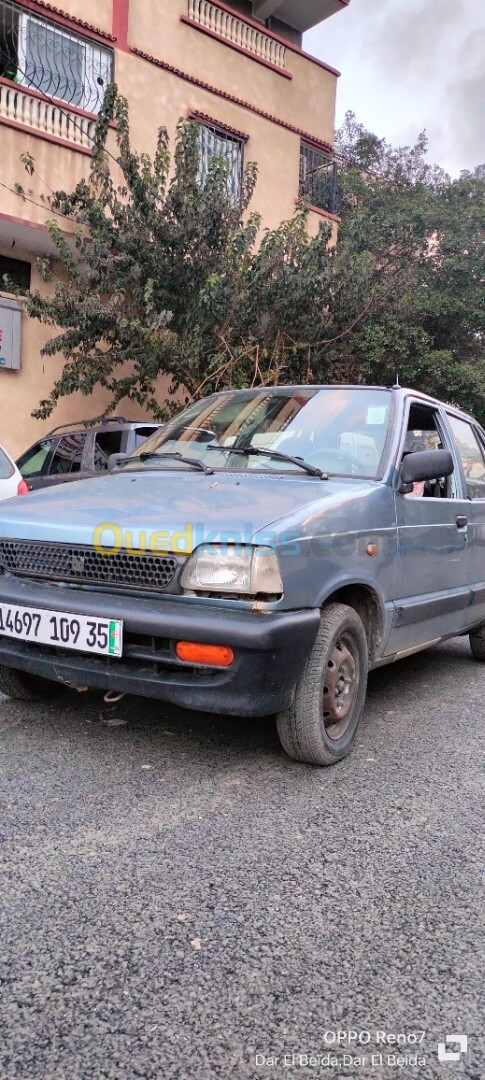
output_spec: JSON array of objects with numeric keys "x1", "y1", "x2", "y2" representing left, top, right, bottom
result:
[{"x1": 123, "y1": 388, "x2": 393, "y2": 478}]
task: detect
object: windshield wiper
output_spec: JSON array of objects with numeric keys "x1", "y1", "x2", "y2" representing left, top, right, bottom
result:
[
  {"x1": 207, "y1": 445, "x2": 327, "y2": 479},
  {"x1": 139, "y1": 451, "x2": 213, "y2": 475}
]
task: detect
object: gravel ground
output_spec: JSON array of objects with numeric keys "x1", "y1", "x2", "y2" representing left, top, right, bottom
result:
[{"x1": 0, "y1": 637, "x2": 483, "y2": 1080}]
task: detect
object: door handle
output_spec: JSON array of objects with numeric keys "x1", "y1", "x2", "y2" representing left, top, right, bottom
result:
[{"x1": 456, "y1": 516, "x2": 468, "y2": 528}]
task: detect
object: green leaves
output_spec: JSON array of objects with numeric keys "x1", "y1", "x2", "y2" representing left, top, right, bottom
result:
[
  {"x1": 18, "y1": 91, "x2": 485, "y2": 426},
  {"x1": 20, "y1": 151, "x2": 35, "y2": 176}
]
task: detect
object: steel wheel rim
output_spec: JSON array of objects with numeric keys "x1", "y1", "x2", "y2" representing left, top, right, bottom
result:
[{"x1": 322, "y1": 632, "x2": 360, "y2": 741}]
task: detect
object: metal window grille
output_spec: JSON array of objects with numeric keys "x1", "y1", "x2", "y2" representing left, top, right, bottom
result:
[
  {"x1": 0, "y1": 0, "x2": 113, "y2": 113},
  {"x1": 198, "y1": 122, "x2": 244, "y2": 203},
  {"x1": 0, "y1": 254, "x2": 31, "y2": 290},
  {"x1": 299, "y1": 143, "x2": 340, "y2": 216}
]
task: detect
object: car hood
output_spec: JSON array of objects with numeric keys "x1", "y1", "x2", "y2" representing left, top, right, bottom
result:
[{"x1": 0, "y1": 469, "x2": 372, "y2": 551}]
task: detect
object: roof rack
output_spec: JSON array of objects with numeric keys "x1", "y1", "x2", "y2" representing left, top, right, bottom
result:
[{"x1": 46, "y1": 416, "x2": 150, "y2": 436}]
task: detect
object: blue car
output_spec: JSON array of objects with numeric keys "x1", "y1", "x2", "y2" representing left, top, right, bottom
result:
[{"x1": 0, "y1": 385, "x2": 484, "y2": 765}]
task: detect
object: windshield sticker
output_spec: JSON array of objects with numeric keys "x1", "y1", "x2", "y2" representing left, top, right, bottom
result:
[{"x1": 366, "y1": 406, "x2": 388, "y2": 425}]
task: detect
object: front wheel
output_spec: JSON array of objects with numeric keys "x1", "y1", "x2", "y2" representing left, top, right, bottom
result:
[
  {"x1": 470, "y1": 624, "x2": 485, "y2": 661},
  {"x1": 276, "y1": 603, "x2": 368, "y2": 766},
  {"x1": 0, "y1": 665, "x2": 66, "y2": 702}
]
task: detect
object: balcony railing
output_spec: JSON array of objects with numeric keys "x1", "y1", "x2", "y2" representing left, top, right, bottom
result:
[
  {"x1": 187, "y1": 0, "x2": 287, "y2": 70},
  {"x1": 299, "y1": 144, "x2": 340, "y2": 217},
  {"x1": 0, "y1": 0, "x2": 113, "y2": 118},
  {"x1": 0, "y1": 77, "x2": 96, "y2": 147}
]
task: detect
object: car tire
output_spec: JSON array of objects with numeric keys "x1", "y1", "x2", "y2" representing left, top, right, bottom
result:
[
  {"x1": 469, "y1": 624, "x2": 485, "y2": 661},
  {"x1": 0, "y1": 665, "x2": 65, "y2": 702},
  {"x1": 276, "y1": 603, "x2": 368, "y2": 766}
]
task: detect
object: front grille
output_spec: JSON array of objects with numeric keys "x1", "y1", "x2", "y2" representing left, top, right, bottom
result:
[{"x1": 0, "y1": 539, "x2": 179, "y2": 593}]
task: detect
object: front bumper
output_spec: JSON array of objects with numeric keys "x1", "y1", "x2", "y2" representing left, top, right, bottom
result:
[{"x1": 0, "y1": 575, "x2": 320, "y2": 716}]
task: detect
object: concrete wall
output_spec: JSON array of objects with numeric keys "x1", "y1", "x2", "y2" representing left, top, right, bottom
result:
[
  {"x1": 0, "y1": 240, "x2": 120, "y2": 457},
  {"x1": 128, "y1": 0, "x2": 337, "y2": 147},
  {"x1": 62, "y1": 0, "x2": 114, "y2": 34}
]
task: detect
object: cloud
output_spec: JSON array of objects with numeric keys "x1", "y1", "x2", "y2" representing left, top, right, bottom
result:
[
  {"x1": 305, "y1": 0, "x2": 485, "y2": 175},
  {"x1": 431, "y1": 30, "x2": 485, "y2": 169},
  {"x1": 369, "y1": 0, "x2": 466, "y2": 78},
  {"x1": 433, "y1": 72, "x2": 485, "y2": 172}
]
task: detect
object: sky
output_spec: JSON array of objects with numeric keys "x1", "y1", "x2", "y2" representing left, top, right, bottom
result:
[{"x1": 305, "y1": 0, "x2": 485, "y2": 177}]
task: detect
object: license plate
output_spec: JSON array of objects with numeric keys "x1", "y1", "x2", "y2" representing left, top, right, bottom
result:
[{"x1": 0, "y1": 603, "x2": 123, "y2": 657}]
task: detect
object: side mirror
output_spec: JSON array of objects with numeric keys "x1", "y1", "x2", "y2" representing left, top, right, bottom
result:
[
  {"x1": 399, "y1": 449, "x2": 454, "y2": 494},
  {"x1": 107, "y1": 452, "x2": 131, "y2": 472}
]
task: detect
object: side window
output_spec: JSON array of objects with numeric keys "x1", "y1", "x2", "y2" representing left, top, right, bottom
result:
[
  {"x1": 401, "y1": 404, "x2": 455, "y2": 498},
  {"x1": 18, "y1": 438, "x2": 56, "y2": 478},
  {"x1": 49, "y1": 433, "x2": 85, "y2": 475},
  {"x1": 94, "y1": 431, "x2": 124, "y2": 470},
  {"x1": 134, "y1": 427, "x2": 159, "y2": 450},
  {"x1": 447, "y1": 416, "x2": 485, "y2": 500}
]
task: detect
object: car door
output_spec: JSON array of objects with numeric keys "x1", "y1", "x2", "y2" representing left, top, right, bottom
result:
[
  {"x1": 444, "y1": 413, "x2": 485, "y2": 630},
  {"x1": 385, "y1": 398, "x2": 472, "y2": 655}
]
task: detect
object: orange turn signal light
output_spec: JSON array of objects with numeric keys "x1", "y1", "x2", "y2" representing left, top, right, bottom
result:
[{"x1": 175, "y1": 642, "x2": 234, "y2": 667}]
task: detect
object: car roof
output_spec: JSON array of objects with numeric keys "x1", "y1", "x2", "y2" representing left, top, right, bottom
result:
[{"x1": 45, "y1": 417, "x2": 161, "y2": 437}]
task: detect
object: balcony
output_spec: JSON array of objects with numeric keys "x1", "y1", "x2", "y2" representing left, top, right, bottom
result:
[
  {"x1": 0, "y1": 0, "x2": 112, "y2": 147},
  {"x1": 0, "y1": 76, "x2": 97, "y2": 149},
  {"x1": 299, "y1": 143, "x2": 340, "y2": 217},
  {"x1": 186, "y1": 0, "x2": 288, "y2": 71},
  {"x1": 252, "y1": 0, "x2": 349, "y2": 34}
]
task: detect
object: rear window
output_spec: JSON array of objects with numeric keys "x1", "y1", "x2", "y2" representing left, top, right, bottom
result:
[{"x1": 0, "y1": 446, "x2": 14, "y2": 480}]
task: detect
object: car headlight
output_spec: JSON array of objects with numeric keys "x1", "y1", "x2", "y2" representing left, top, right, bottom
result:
[{"x1": 181, "y1": 544, "x2": 283, "y2": 597}]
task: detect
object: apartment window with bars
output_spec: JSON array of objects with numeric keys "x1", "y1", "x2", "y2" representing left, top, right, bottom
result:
[
  {"x1": 198, "y1": 122, "x2": 244, "y2": 203},
  {"x1": 299, "y1": 143, "x2": 340, "y2": 216},
  {"x1": 0, "y1": 0, "x2": 113, "y2": 113},
  {"x1": 0, "y1": 254, "x2": 31, "y2": 290}
]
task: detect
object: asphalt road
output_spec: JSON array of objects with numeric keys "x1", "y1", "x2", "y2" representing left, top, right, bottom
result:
[{"x1": 0, "y1": 637, "x2": 483, "y2": 1080}]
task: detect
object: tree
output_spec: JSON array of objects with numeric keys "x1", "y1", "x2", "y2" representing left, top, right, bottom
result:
[
  {"x1": 334, "y1": 114, "x2": 485, "y2": 422},
  {"x1": 12, "y1": 93, "x2": 485, "y2": 424}
]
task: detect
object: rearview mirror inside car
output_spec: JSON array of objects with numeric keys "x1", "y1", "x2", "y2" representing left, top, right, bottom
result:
[{"x1": 398, "y1": 449, "x2": 454, "y2": 494}]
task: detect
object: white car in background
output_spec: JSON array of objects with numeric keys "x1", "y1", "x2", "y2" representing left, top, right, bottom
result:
[{"x1": 0, "y1": 444, "x2": 29, "y2": 502}]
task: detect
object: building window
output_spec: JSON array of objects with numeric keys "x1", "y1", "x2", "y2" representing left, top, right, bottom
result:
[
  {"x1": 0, "y1": 0, "x2": 113, "y2": 114},
  {"x1": 197, "y1": 121, "x2": 244, "y2": 203},
  {"x1": 299, "y1": 143, "x2": 340, "y2": 216},
  {"x1": 0, "y1": 294, "x2": 21, "y2": 369},
  {"x1": 0, "y1": 254, "x2": 31, "y2": 290}
]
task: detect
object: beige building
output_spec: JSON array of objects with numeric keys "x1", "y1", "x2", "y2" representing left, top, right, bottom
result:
[{"x1": 0, "y1": 0, "x2": 347, "y2": 456}]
